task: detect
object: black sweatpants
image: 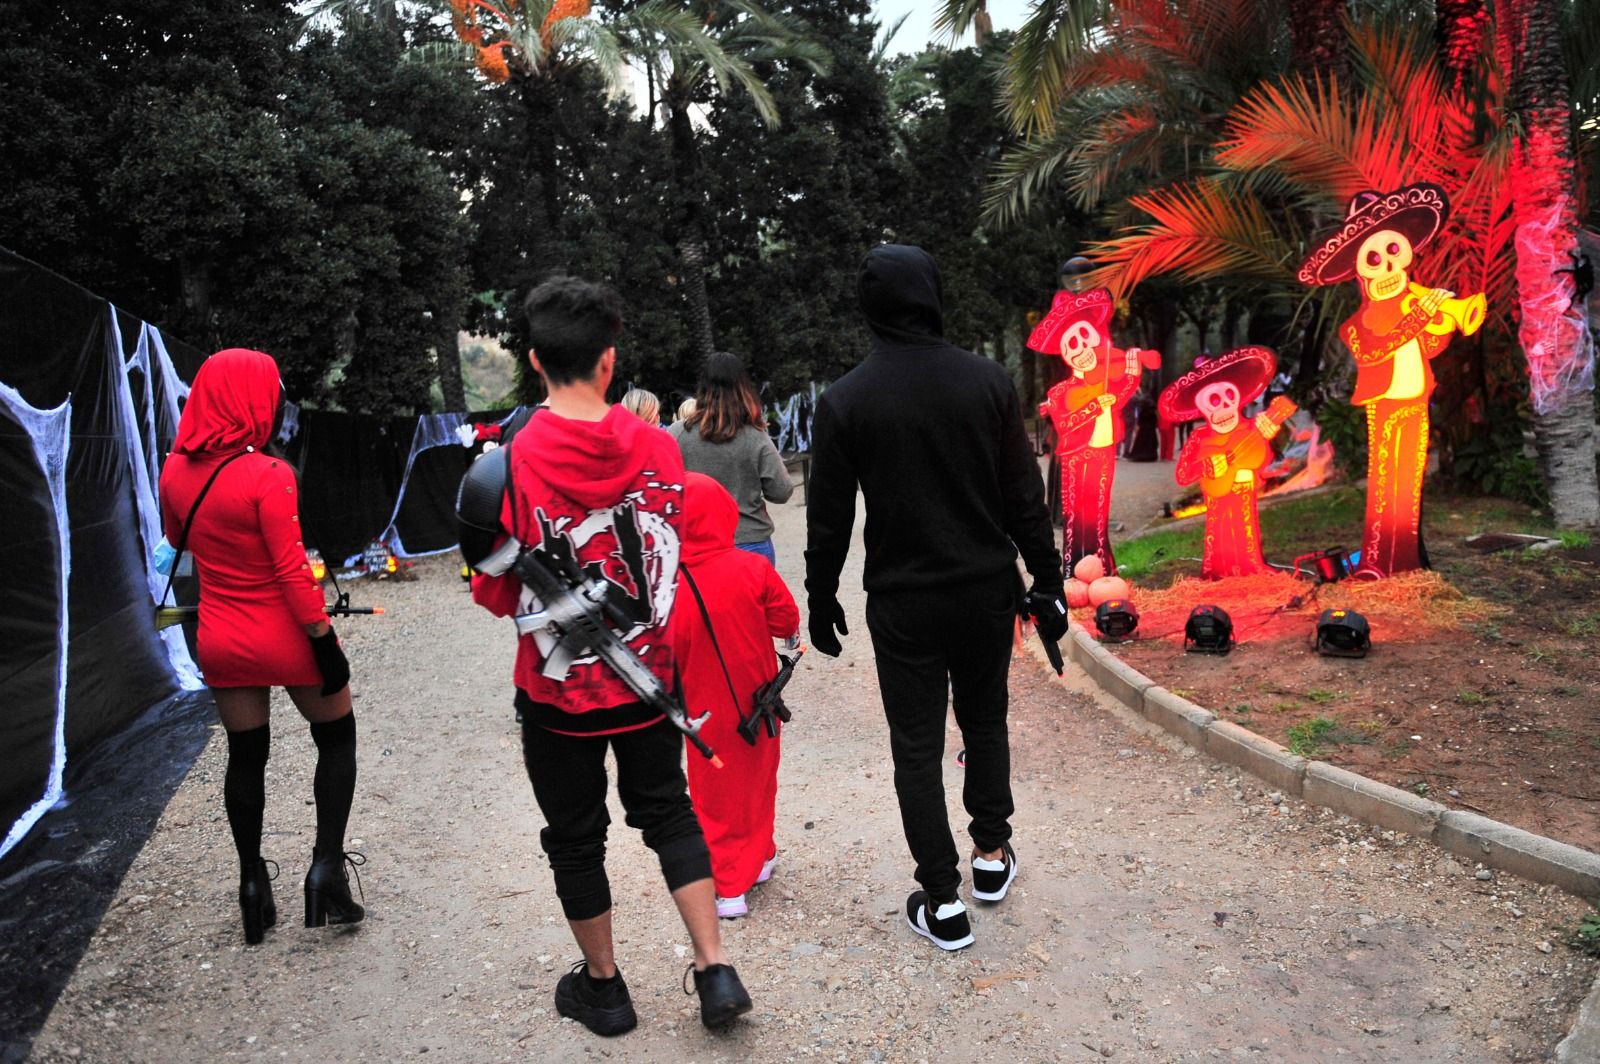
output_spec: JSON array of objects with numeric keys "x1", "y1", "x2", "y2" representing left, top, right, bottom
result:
[
  {"x1": 519, "y1": 706, "x2": 712, "y2": 921},
  {"x1": 865, "y1": 570, "x2": 1018, "y2": 903}
]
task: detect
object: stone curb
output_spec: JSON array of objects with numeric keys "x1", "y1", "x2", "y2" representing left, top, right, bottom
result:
[
  {"x1": 1033, "y1": 622, "x2": 1600, "y2": 901},
  {"x1": 1557, "y1": 973, "x2": 1600, "y2": 1062}
]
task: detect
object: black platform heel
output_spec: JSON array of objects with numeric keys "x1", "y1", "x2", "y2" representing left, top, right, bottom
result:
[
  {"x1": 304, "y1": 849, "x2": 366, "y2": 928},
  {"x1": 239, "y1": 858, "x2": 278, "y2": 945}
]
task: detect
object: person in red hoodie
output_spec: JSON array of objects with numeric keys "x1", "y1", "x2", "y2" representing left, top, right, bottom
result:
[
  {"x1": 158, "y1": 348, "x2": 364, "y2": 946},
  {"x1": 670, "y1": 473, "x2": 800, "y2": 919},
  {"x1": 470, "y1": 277, "x2": 751, "y2": 1036}
]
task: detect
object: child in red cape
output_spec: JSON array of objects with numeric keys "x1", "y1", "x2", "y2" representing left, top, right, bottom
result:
[{"x1": 671, "y1": 473, "x2": 800, "y2": 918}]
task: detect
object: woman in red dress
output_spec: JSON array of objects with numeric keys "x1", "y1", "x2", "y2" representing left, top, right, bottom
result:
[{"x1": 159, "y1": 348, "x2": 364, "y2": 945}]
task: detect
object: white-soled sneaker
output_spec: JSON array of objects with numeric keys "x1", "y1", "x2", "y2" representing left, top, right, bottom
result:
[
  {"x1": 905, "y1": 890, "x2": 974, "y2": 950},
  {"x1": 971, "y1": 841, "x2": 1018, "y2": 903},
  {"x1": 756, "y1": 855, "x2": 778, "y2": 884},
  {"x1": 716, "y1": 894, "x2": 749, "y2": 919}
]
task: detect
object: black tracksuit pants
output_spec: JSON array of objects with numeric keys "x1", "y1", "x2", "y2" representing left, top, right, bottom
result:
[
  {"x1": 865, "y1": 570, "x2": 1017, "y2": 903},
  {"x1": 519, "y1": 708, "x2": 712, "y2": 921}
]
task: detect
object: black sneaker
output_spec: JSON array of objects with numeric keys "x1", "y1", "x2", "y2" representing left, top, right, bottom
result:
[
  {"x1": 554, "y1": 961, "x2": 637, "y2": 1037},
  {"x1": 687, "y1": 963, "x2": 753, "y2": 1028},
  {"x1": 905, "y1": 890, "x2": 974, "y2": 950},
  {"x1": 971, "y1": 841, "x2": 1018, "y2": 903}
]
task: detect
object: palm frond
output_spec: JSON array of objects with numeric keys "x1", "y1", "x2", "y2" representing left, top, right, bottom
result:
[
  {"x1": 298, "y1": 0, "x2": 416, "y2": 37},
  {"x1": 1077, "y1": 177, "x2": 1299, "y2": 297},
  {"x1": 1345, "y1": 18, "x2": 1473, "y2": 183},
  {"x1": 1215, "y1": 72, "x2": 1415, "y2": 201},
  {"x1": 999, "y1": 0, "x2": 1110, "y2": 137},
  {"x1": 980, "y1": 126, "x2": 1080, "y2": 227},
  {"x1": 401, "y1": 38, "x2": 478, "y2": 70},
  {"x1": 1066, "y1": 102, "x2": 1197, "y2": 211},
  {"x1": 932, "y1": 0, "x2": 986, "y2": 42},
  {"x1": 717, "y1": 0, "x2": 829, "y2": 75},
  {"x1": 873, "y1": 12, "x2": 913, "y2": 66},
  {"x1": 549, "y1": 17, "x2": 630, "y2": 91}
]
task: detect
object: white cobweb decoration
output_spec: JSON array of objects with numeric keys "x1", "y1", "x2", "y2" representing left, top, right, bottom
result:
[{"x1": 0, "y1": 386, "x2": 71, "y2": 860}]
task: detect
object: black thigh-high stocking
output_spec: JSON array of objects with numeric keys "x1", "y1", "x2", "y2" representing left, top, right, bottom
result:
[
  {"x1": 308, "y1": 713, "x2": 357, "y2": 856},
  {"x1": 224, "y1": 724, "x2": 271, "y2": 865}
]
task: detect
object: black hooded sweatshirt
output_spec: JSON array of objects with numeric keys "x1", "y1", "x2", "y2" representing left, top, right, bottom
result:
[{"x1": 804, "y1": 244, "x2": 1062, "y2": 600}]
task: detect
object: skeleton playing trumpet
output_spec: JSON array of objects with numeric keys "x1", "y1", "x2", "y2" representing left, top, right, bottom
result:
[{"x1": 1298, "y1": 183, "x2": 1485, "y2": 578}]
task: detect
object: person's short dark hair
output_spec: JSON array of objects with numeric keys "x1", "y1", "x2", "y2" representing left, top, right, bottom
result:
[{"x1": 523, "y1": 277, "x2": 624, "y2": 385}]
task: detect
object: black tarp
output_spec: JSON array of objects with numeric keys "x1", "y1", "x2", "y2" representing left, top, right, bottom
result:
[
  {"x1": 2, "y1": 247, "x2": 511, "y2": 848},
  {"x1": 0, "y1": 247, "x2": 205, "y2": 840},
  {"x1": 288, "y1": 409, "x2": 415, "y2": 564},
  {"x1": 283, "y1": 410, "x2": 477, "y2": 564},
  {"x1": 389, "y1": 434, "x2": 470, "y2": 556}
]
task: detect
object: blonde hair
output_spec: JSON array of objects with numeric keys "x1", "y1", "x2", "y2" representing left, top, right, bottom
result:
[
  {"x1": 621, "y1": 388, "x2": 661, "y2": 427},
  {"x1": 676, "y1": 397, "x2": 698, "y2": 423}
]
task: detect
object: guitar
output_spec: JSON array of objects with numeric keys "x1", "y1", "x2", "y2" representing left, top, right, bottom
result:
[{"x1": 1203, "y1": 395, "x2": 1297, "y2": 479}]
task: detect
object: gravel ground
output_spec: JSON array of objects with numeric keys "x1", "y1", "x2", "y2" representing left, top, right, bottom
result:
[{"x1": 29, "y1": 492, "x2": 1597, "y2": 1063}]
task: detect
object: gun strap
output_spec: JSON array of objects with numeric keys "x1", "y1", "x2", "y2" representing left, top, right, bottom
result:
[
  {"x1": 159, "y1": 449, "x2": 250, "y2": 608},
  {"x1": 678, "y1": 565, "x2": 748, "y2": 726}
]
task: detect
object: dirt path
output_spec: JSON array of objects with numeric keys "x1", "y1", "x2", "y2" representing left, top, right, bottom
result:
[{"x1": 30, "y1": 497, "x2": 1597, "y2": 1062}]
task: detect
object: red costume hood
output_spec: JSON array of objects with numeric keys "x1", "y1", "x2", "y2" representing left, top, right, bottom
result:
[
  {"x1": 172, "y1": 348, "x2": 282, "y2": 456},
  {"x1": 514, "y1": 404, "x2": 667, "y2": 510},
  {"x1": 680, "y1": 472, "x2": 739, "y2": 565}
]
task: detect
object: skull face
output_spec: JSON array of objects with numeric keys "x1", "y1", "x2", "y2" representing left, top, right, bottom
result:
[
  {"x1": 1059, "y1": 321, "x2": 1104, "y2": 374},
  {"x1": 1355, "y1": 228, "x2": 1413, "y2": 302},
  {"x1": 1196, "y1": 381, "x2": 1241, "y2": 433}
]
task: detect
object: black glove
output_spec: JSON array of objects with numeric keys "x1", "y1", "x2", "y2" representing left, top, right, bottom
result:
[
  {"x1": 309, "y1": 627, "x2": 351, "y2": 696},
  {"x1": 808, "y1": 597, "x2": 849, "y2": 658},
  {"x1": 1025, "y1": 586, "x2": 1069, "y2": 643}
]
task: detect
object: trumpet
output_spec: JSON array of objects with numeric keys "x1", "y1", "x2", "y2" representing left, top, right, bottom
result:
[{"x1": 1403, "y1": 282, "x2": 1487, "y2": 337}]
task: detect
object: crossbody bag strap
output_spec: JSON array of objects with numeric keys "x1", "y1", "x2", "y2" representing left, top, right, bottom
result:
[
  {"x1": 159, "y1": 449, "x2": 249, "y2": 607},
  {"x1": 678, "y1": 564, "x2": 746, "y2": 722}
]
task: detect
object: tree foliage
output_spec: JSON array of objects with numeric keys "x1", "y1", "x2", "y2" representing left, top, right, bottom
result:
[
  {"x1": 0, "y1": 0, "x2": 1114, "y2": 417},
  {"x1": 0, "y1": 0, "x2": 475, "y2": 414}
]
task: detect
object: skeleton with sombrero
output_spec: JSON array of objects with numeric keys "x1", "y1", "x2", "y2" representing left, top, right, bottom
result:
[
  {"x1": 1298, "y1": 183, "x2": 1486, "y2": 578},
  {"x1": 1028, "y1": 288, "x2": 1163, "y2": 575},
  {"x1": 1160, "y1": 347, "x2": 1297, "y2": 579}
]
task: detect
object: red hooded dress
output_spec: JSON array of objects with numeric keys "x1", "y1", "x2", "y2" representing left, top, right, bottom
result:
[
  {"x1": 158, "y1": 349, "x2": 328, "y2": 688},
  {"x1": 670, "y1": 473, "x2": 800, "y2": 898},
  {"x1": 472, "y1": 405, "x2": 686, "y2": 729}
]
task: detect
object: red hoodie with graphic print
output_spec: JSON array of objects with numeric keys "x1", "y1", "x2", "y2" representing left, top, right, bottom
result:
[{"x1": 471, "y1": 405, "x2": 685, "y2": 731}]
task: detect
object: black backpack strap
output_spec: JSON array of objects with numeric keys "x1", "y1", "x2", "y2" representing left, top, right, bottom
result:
[
  {"x1": 159, "y1": 449, "x2": 249, "y2": 607},
  {"x1": 678, "y1": 564, "x2": 746, "y2": 724}
]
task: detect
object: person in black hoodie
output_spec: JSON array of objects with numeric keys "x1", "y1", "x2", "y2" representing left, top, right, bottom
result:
[{"x1": 804, "y1": 244, "x2": 1067, "y2": 951}]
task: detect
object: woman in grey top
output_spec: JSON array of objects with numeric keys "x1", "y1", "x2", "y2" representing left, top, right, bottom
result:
[{"x1": 670, "y1": 352, "x2": 794, "y2": 564}]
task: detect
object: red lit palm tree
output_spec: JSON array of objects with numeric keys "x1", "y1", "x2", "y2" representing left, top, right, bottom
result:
[{"x1": 1492, "y1": 0, "x2": 1598, "y2": 525}]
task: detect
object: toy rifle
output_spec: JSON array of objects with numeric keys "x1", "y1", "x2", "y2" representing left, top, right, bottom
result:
[
  {"x1": 738, "y1": 647, "x2": 805, "y2": 746},
  {"x1": 476, "y1": 537, "x2": 723, "y2": 767},
  {"x1": 155, "y1": 599, "x2": 383, "y2": 632}
]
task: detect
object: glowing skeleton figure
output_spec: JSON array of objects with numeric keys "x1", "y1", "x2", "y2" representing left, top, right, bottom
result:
[
  {"x1": 1160, "y1": 347, "x2": 1296, "y2": 579},
  {"x1": 1028, "y1": 288, "x2": 1162, "y2": 575},
  {"x1": 1298, "y1": 184, "x2": 1485, "y2": 578}
]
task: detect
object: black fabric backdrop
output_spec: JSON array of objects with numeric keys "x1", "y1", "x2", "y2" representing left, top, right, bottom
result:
[
  {"x1": 0, "y1": 248, "x2": 205, "y2": 836},
  {"x1": 284, "y1": 410, "x2": 476, "y2": 563},
  {"x1": 0, "y1": 247, "x2": 498, "y2": 845}
]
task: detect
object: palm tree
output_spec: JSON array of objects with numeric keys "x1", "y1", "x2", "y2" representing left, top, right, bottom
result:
[
  {"x1": 620, "y1": 1, "x2": 827, "y2": 357},
  {"x1": 1493, "y1": 0, "x2": 1599, "y2": 526}
]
